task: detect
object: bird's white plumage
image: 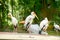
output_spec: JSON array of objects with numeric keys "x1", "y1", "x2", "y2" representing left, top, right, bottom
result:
[
  {"x1": 8, "y1": 13, "x2": 18, "y2": 26},
  {"x1": 28, "y1": 24, "x2": 40, "y2": 34},
  {"x1": 11, "y1": 16, "x2": 18, "y2": 26},
  {"x1": 40, "y1": 17, "x2": 49, "y2": 30},
  {"x1": 54, "y1": 23, "x2": 60, "y2": 30},
  {"x1": 24, "y1": 12, "x2": 36, "y2": 28}
]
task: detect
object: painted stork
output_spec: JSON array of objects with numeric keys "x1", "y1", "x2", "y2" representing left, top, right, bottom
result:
[
  {"x1": 24, "y1": 11, "x2": 38, "y2": 30},
  {"x1": 8, "y1": 13, "x2": 18, "y2": 32},
  {"x1": 39, "y1": 17, "x2": 49, "y2": 35},
  {"x1": 54, "y1": 23, "x2": 60, "y2": 31}
]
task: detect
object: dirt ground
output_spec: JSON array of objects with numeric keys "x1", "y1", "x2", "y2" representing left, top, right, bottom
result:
[{"x1": 0, "y1": 32, "x2": 60, "y2": 40}]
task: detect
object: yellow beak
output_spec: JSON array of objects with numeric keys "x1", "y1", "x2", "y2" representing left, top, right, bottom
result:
[{"x1": 34, "y1": 14, "x2": 39, "y2": 20}]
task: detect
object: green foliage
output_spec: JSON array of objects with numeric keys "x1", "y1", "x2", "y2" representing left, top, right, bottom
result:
[{"x1": 0, "y1": 0, "x2": 60, "y2": 36}]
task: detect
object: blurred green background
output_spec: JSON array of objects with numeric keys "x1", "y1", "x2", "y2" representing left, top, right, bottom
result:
[{"x1": 0, "y1": 0, "x2": 60, "y2": 36}]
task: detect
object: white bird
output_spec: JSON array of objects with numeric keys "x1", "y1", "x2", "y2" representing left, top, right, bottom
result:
[
  {"x1": 54, "y1": 23, "x2": 60, "y2": 31},
  {"x1": 28, "y1": 24, "x2": 40, "y2": 34},
  {"x1": 8, "y1": 13, "x2": 18, "y2": 32},
  {"x1": 40, "y1": 17, "x2": 49, "y2": 31},
  {"x1": 39, "y1": 17, "x2": 49, "y2": 35},
  {"x1": 24, "y1": 11, "x2": 39, "y2": 29}
]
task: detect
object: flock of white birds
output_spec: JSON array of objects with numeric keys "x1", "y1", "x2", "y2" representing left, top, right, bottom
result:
[{"x1": 8, "y1": 11, "x2": 60, "y2": 35}]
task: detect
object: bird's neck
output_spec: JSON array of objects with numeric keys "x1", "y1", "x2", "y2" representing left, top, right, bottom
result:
[
  {"x1": 32, "y1": 15, "x2": 35, "y2": 18},
  {"x1": 11, "y1": 15, "x2": 13, "y2": 18}
]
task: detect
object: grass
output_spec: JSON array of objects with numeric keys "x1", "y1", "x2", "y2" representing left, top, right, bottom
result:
[{"x1": 47, "y1": 30, "x2": 60, "y2": 36}]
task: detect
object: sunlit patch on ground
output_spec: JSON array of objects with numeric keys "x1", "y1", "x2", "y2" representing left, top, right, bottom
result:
[{"x1": 0, "y1": 32, "x2": 60, "y2": 40}]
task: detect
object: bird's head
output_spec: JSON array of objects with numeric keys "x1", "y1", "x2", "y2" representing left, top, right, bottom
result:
[
  {"x1": 8, "y1": 13, "x2": 12, "y2": 18},
  {"x1": 45, "y1": 17, "x2": 48, "y2": 20},
  {"x1": 31, "y1": 11, "x2": 39, "y2": 20}
]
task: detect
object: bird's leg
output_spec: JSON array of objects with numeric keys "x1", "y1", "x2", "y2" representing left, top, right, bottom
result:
[
  {"x1": 43, "y1": 27, "x2": 46, "y2": 32},
  {"x1": 56, "y1": 30, "x2": 58, "y2": 36},
  {"x1": 14, "y1": 25, "x2": 17, "y2": 32},
  {"x1": 27, "y1": 28, "x2": 31, "y2": 34}
]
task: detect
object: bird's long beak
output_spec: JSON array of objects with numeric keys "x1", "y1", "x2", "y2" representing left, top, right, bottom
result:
[{"x1": 35, "y1": 14, "x2": 39, "y2": 20}]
